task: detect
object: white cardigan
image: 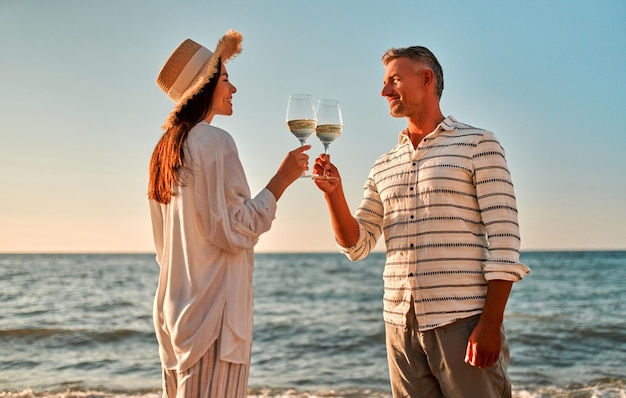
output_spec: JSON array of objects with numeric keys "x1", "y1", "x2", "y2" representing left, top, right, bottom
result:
[{"x1": 150, "y1": 121, "x2": 277, "y2": 371}]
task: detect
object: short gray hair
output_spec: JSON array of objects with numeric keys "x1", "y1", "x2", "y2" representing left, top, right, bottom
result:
[{"x1": 382, "y1": 46, "x2": 444, "y2": 99}]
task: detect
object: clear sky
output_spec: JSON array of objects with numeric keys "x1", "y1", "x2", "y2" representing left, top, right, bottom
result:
[{"x1": 1, "y1": 0, "x2": 624, "y2": 253}]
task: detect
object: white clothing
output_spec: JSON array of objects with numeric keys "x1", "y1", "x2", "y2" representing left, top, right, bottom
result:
[{"x1": 150, "y1": 121, "x2": 277, "y2": 371}]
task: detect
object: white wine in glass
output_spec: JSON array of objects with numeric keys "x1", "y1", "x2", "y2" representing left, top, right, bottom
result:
[
  {"x1": 313, "y1": 99, "x2": 343, "y2": 181},
  {"x1": 286, "y1": 94, "x2": 317, "y2": 178}
]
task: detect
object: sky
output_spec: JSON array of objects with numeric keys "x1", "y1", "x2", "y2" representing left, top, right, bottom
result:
[{"x1": 0, "y1": 0, "x2": 624, "y2": 253}]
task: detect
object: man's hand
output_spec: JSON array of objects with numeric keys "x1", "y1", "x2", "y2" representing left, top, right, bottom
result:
[
  {"x1": 464, "y1": 318, "x2": 502, "y2": 368},
  {"x1": 313, "y1": 154, "x2": 341, "y2": 193}
]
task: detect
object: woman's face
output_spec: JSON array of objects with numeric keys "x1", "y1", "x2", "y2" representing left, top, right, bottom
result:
[{"x1": 205, "y1": 63, "x2": 237, "y2": 122}]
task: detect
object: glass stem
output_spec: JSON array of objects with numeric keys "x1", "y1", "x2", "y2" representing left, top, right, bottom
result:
[{"x1": 323, "y1": 144, "x2": 330, "y2": 177}]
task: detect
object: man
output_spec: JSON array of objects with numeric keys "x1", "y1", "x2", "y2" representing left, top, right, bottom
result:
[{"x1": 313, "y1": 46, "x2": 530, "y2": 397}]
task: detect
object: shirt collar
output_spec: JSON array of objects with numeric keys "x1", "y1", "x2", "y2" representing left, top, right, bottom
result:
[
  {"x1": 440, "y1": 115, "x2": 457, "y2": 131},
  {"x1": 397, "y1": 115, "x2": 457, "y2": 144}
]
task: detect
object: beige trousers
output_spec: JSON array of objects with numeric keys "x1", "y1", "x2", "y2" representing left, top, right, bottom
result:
[{"x1": 385, "y1": 303, "x2": 511, "y2": 398}]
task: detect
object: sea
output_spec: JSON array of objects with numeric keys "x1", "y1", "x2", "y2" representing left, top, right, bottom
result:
[{"x1": 0, "y1": 251, "x2": 624, "y2": 398}]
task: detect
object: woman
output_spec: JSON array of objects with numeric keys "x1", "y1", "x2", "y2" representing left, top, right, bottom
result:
[{"x1": 149, "y1": 30, "x2": 309, "y2": 398}]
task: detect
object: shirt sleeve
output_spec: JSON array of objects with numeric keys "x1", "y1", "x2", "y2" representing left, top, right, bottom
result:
[
  {"x1": 190, "y1": 125, "x2": 277, "y2": 254},
  {"x1": 337, "y1": 166, "x2": 384, "y2": 261},
  {"x1": 473, "y1": 131, "x2": 530, "y2": 281}
]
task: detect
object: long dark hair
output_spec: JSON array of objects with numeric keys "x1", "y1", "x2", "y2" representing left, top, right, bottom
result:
[{"x1": 148, "y1": 61, "x2": 222, "y2": 204}]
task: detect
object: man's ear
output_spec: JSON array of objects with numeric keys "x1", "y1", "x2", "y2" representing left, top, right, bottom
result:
[{"x1": 422, "y1": 68, "x2": 435, "y2": 88}]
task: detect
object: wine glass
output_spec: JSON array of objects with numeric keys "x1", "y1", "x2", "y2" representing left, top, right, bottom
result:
[
  {"x1": 312, "y1": 99, "x2": 343, "y2": 181},
  {"x1": 286, "y1": 94, "x2": 317, "y2": 178}
]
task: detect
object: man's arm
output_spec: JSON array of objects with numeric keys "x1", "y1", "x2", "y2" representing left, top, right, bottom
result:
[
  {"x1": 465, "y1": 131, "x2": 529, "y2": 368},
  {"x1": 323, "y1": 183, "x2": 359, "y2": 247},
  {"x1": 464, "y1": 280, "x2": 513, "y2": 368},
  {"x1": 313, "y1": 154, "x2": 359, "y2": 247}
]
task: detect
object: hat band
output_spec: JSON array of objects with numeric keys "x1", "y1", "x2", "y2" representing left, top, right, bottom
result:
[{"x1": 167, "y1": 46, "x2": 212, "y2": 102}]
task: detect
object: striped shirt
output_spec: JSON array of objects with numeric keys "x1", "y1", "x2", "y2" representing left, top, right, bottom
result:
[{"x1": 338, "y1": 116, "x2": 530, "y2": 330}]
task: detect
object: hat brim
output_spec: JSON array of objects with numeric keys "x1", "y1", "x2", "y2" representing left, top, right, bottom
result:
[{"x1": 162, "y1": 30, "x2": 242, "y2": 130}]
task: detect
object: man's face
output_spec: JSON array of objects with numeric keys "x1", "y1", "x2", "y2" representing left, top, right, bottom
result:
[{"x1": 381, "y1": 57, "x2": 426, "y2": 118}]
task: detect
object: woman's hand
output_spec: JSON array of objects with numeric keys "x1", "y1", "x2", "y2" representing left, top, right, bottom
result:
[
  {"x1": 278, "y1": 144, "x2": 312, "y2": 183},
  {"x1": 266, "y1": 145, "x2": 311, "y2": 200}
]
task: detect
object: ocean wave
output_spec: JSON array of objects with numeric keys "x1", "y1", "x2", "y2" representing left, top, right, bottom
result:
[
  {"x1": 0, "y1": 328, "x2": 151, "y2": 344},
  {"x1": 2, "y1": 381, "x2": 626, "y2": 398},
  {"x1": 0, "y1": 389, "x2": 393, "y2": 398},
  {"x1": 513, "y1": 377, "x2": 626, "y2": 398},
  {"x1": 0, "y1": 390, "x2": 160, "y2": 398}
]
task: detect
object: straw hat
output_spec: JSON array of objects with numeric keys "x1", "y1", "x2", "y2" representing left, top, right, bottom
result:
[{"x1": 156, "y1": 30, "x2": 243, "y2": 130}]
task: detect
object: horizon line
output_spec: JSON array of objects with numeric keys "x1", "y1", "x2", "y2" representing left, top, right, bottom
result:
[{"x1": 1, "y1": 248, "x2": 626, "y2": 255}]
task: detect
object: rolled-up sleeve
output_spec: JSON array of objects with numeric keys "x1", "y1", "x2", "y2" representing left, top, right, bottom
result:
[
  {"x1": 473, "y1": 131, "x2": 530, "y2": 281},
  {"x1": 337, "y1": 169, "x2": 385, "y2": 261}
]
